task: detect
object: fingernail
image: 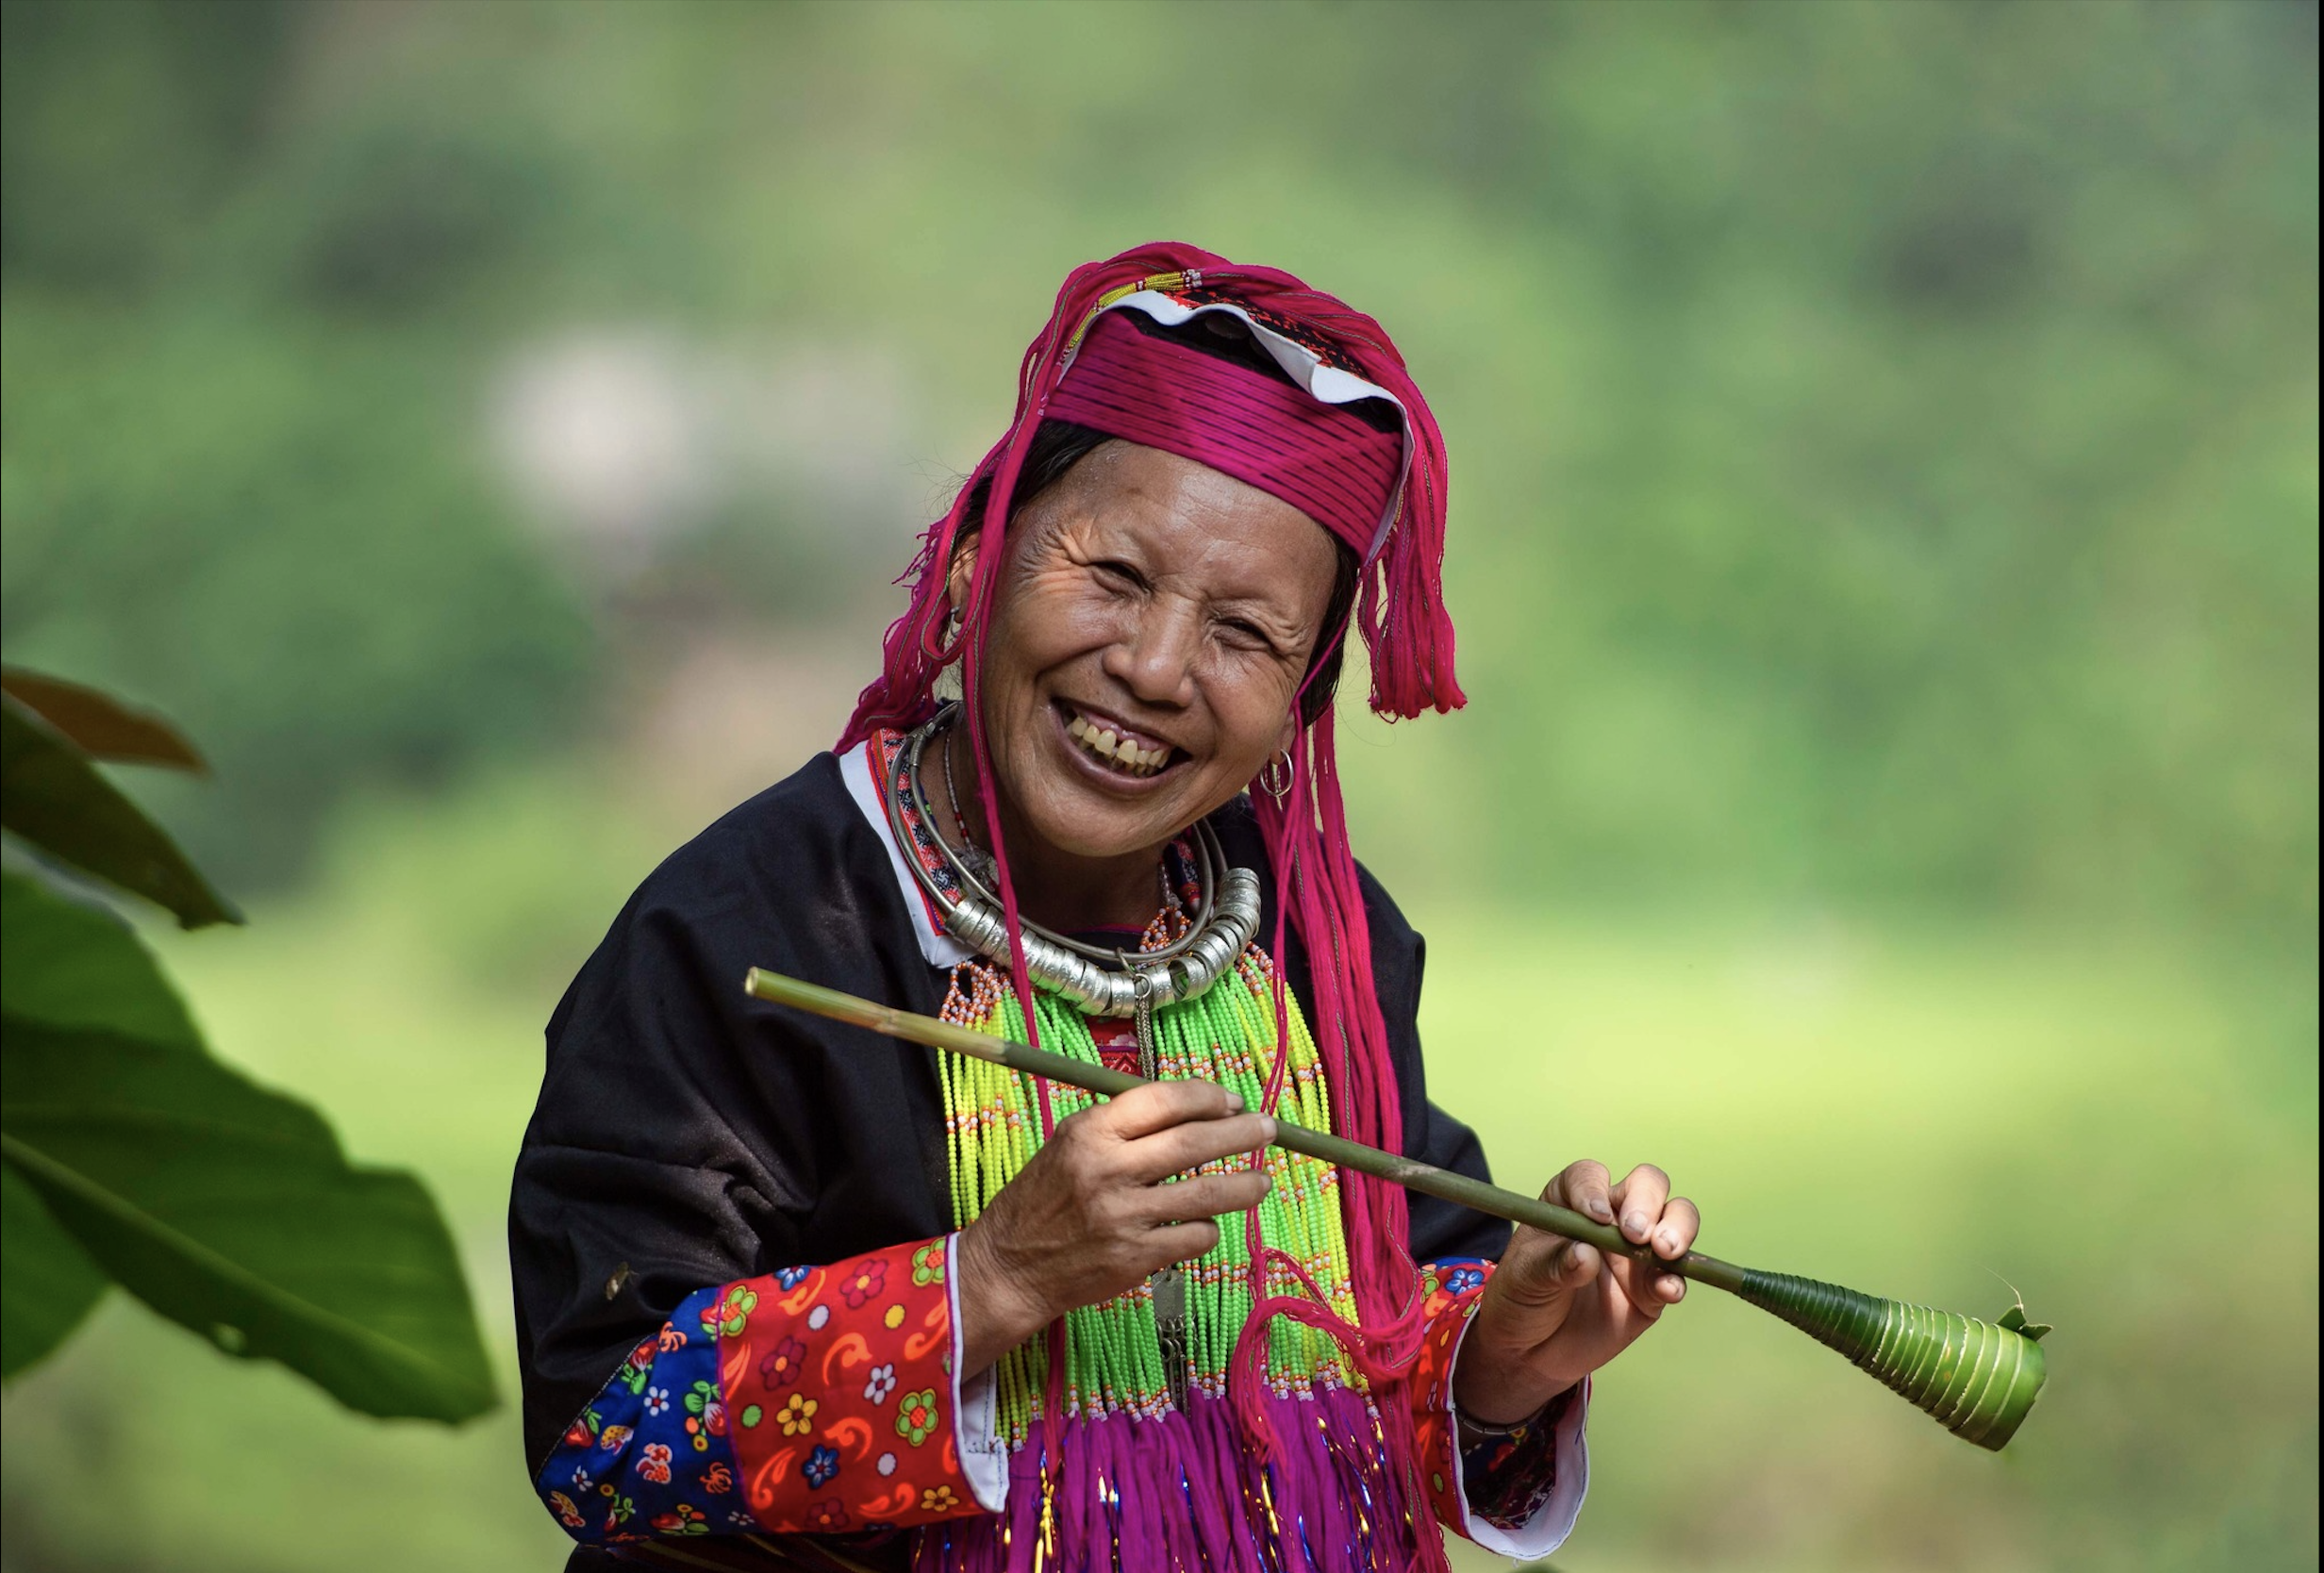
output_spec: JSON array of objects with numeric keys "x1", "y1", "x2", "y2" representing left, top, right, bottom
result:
[
  {"x1": 1623, "y1": 1212, "x2": 1649, "y2": 1238},
  {"x1": 1657, "y1": 1227, "x2": 1681, "y2": 1255},
  {"x1": 1586, "y1": 1199, "x2": 1613, "y2": 1222},
  {"x1": 1224, "y1": 1092, "x2": 1245, "y2": 1112}
]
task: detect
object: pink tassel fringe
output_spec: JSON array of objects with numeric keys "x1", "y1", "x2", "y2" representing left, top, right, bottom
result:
[{"x1": 841, "y1": 246, "x2": 1464, "y2": 1572}]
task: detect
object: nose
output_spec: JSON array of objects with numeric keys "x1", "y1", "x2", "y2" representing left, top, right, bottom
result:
[{"x1": 1101, "y1": 593, "x2": 1200, "y2": 709}]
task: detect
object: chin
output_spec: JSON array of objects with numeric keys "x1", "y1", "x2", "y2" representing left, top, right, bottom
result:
[
  {"x1": 1027, "y1": 796, "x2": 1176, "y2": 861},
  {"x1": 1004, "y1": 731, "x2": 1204, "y2": 859}
]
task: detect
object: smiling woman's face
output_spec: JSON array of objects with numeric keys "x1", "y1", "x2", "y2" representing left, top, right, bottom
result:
[{"x1": 950, "y1": 439, "x2": 1342, "y2": 880}]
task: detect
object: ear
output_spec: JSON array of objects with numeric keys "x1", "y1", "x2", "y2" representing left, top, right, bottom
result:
[
  {"x1": 1272, "y1": 709, "x2": 1303, "y2": 758},
  {"x1": 945, "y1": 534, "x2": 982, "y2": 621}
]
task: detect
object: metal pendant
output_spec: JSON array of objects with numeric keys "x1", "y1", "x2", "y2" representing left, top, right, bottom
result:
[{"x1": 1152, "y1": 1267, "x2": 1189, "y2": 1414}]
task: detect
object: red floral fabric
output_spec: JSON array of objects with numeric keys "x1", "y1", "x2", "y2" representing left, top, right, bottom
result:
[
  {"x1": 1411, "y1": 1259, "x2": 1488, "y2": 1532},
  {"x1": 1407, "y1": 1257, "x2": 1570, "y2": 1542},
  {"x1": 721, "y1": 1235, "x2": 978, "y2": 1533}
]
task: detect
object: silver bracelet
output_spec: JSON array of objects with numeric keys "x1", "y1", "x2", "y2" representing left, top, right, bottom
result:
[{"x1": 1454, "y1": 1393, "x2": 1555, "y2": 1452}]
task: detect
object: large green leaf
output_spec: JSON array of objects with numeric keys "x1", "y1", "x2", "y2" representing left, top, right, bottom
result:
[
  {"x1": 1, "y1": 1159, "x2": 108, "y2": 1380},
  {"x1": 1, "y1": 1023, "x2": 497, "y2": 1421},
  {"x1": 0, "y1": 870, "x2": 495, "y2": 1420},
  {"x1": 0, "y1": 668, "x2": 208, "y2": 772},
  {"x1": 1, "y1": 868, "x2": 206, "y2": 1051},
  {"x1": 0, "y1": 696, "x2": 239, "y2": 928}
]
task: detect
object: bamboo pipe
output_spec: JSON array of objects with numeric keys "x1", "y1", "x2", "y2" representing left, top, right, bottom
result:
[{"x1": 743, "y1": 967, "x2": 2050, "y2": 1450}]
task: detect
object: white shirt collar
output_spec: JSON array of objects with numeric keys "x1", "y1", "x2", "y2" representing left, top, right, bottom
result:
[{"x1": 838, "y1": 738, "x2": 971, "y2": 969}]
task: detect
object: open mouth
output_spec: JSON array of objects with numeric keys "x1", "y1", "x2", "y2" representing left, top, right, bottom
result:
[{"x1": 1058, "y1": 703, "x2": 1178, "y2": 780}]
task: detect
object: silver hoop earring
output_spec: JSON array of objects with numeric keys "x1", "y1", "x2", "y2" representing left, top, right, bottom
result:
[{"x1": 1256, "y1": 750, "x2": 1295, "y2": 806}]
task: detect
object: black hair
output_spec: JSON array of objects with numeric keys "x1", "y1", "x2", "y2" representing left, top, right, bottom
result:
[{"x1": 953, "y1": 310, "x2": 1382, "y2": 726}]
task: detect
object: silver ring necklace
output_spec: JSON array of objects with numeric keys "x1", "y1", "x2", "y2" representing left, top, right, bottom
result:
[
  {"x1": 934, "y1": 713, "x2": 1219, "y2": 969},
  {"x1": 884, "y1": 704, "x2": 1262, "y2": 1018}
]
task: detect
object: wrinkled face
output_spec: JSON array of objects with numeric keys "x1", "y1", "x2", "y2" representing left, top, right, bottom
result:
[{"x1": 953, "y1": 440, "x2": 1342, "y2": 865}]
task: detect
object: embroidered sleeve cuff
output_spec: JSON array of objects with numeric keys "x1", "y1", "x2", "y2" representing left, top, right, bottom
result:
[
  {"x1": 532, "y1": 1235, "x2": 985, "y2": 1544},
  {"x1": 1407, "y1": 1259, "x2": 1593, "y2": 1560},
  {"x1": 949, "y1": 1231, "x2": 1010, "y2": 1513}
]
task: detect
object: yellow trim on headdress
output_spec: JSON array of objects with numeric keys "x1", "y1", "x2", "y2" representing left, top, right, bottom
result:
[{"x1": 1066, "y1": 271, "x2": 1198, "y2": 352}]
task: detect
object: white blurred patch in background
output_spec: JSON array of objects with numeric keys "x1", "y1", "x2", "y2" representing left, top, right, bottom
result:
[{"x1": 490, "y1": 328, "x2": 927, "y2": 584}]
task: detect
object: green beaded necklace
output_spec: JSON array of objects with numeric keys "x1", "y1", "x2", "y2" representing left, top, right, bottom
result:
[{"x1": 938, "y1": 949, "x2": 1364, "y2": 1446}]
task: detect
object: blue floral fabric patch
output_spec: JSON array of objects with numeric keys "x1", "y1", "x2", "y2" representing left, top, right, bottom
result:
[{"x1": 535, "y1": 1284, "x2": 755, "y2": 1544}]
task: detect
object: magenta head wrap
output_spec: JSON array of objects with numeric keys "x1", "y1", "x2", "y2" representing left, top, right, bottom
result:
[
  {"x1": 1046, "y1": 309, "x2": 1405, "y2": 560},
  {"x1": 839, "y1": 244, "x2": 1462, "y2": 1507}
]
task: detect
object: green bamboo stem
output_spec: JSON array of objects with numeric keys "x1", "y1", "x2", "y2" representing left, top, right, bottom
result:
[{"x1": 742, "y1": 967, "x2": 2050, "y2": 1450}]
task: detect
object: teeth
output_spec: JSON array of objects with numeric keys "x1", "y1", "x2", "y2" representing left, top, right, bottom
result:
[{"x1": 1065, "y1": 709, "x2": 1171, "y2": 776}]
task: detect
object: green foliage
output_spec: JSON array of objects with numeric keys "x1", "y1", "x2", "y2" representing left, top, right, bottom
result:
[
  {"x1": 0, "y1": 5, "x2": 2310, "y2": 1558},
  {"x1": 0, "y1": 669, "x2": 208, "y2": 770},
  {"x1": 2, "y1": 0, "x2": 2310, "y2": 925},
  {"x1": 1, "y1": 1015, "x2": 496, "y2": 1420},
  {"x1": 0, "y1": 671, "x2": 493, "y2": 1421},
  {"x1": 0, "y1": 0, "x2": 292, "y2": 290},
  {"x1": 0, "y1": 308, "x2": 598, "y2": 888},
  {"x1": 0, "y1": 1159, "x2": 107, "y2": 1378},
  {"x1": 2, "y1": 696, "x2": 238, "y2": 927}
]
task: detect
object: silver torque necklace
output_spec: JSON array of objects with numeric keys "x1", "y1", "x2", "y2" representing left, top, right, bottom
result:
[
  {"x1": 898, "y1": 706, "x2": 1209, "y2": 1409},
  {"x1": 885, "y1": 704, "x2": 1263, "y2": 1019}
]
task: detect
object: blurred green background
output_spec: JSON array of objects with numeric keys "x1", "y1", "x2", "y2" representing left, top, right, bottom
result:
[{"x1": 1, "y1": 1, "x2": 2314, "y2": 1569}]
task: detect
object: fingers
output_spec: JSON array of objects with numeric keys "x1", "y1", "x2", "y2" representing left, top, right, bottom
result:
[
  {"x1": 1517, "y1": 1237, "x2": 1602, "y2": 1311},
  {"x1": 1092, "y1": 1078, "x2": 1244, "y2": 1141},
  {"x1": 1544, "y1": 1236, "x2": 1602, "y2": 1299},
  {"x1": 1072, "y1": 1079, "x2": 1274, "y2": 1184},
  {"x1": 1547, "y1": 1159, "x2": 1615, "y2": 1227},
  {"x1": 1542, "y1": 1158, "x2": 1699, "y2": 1313},
  {"x1": 1126, "y1": 1167, "x2": 1271, "y2": 1227},
  {"x1": 1147, "y1": 1218, "x2": 1222, "y2": 1267},
  {"x1": 1121, "y1": 1112, "x2": 1276, "y2": 1183},
  {"x1": 1623, "y1": 1261, "x2": 1686, "y2": 1311},
  {"x1": 1652, "y1": 1196, "x2": 1702, "y2": 1261},
  {"x1": 1603, "y1": 1165, "x2": 1696, "y2": 1308},
  {"x1": 1603, "y1": 1245, "x2": 1685, "y2": 1313},
  {"x1": 1609, "y1": 1163, "x2": 1670, "y2": 1249},
  {"x1": 1493, "y1": 1227, "x2": 1602, "y2": 1310}
]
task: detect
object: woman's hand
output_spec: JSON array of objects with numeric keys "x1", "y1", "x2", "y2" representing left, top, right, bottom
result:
[
  {"x1": 954, "y1": 1080, "x2": 1275, "y2": 1378},
  {"x1": 1451, "y1": 1160, "x2": 1701, "y2": 1426}
]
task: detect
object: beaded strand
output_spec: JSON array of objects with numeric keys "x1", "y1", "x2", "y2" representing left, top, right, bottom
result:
[{"x1": 938, "y1": 948, "x2": 1365, "y2": 1446}]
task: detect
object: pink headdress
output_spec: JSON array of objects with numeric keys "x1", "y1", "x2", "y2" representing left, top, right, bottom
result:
[
  {"x1": 840, "y1": 243, "x2": 1463, "y2": 1475},
  {"x1": 1045, "y1": 310, "x2": 1405, "y2": 559}
]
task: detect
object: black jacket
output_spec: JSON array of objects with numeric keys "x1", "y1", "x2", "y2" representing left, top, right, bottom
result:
[{"x1": 509, "y1": 751, "x2": 1508, "y2": 1480}]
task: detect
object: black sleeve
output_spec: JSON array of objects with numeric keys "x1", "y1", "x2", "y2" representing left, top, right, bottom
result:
[
  {"x1": 1357, "y1": 865, "x2": 1513, "y2": 1267},
  {"x1": 507, "y1": 759, "x2": 953, "y2": 1474},
  {"x1": 509, "y1": 883, "x2": 803, "y2": 1475}
]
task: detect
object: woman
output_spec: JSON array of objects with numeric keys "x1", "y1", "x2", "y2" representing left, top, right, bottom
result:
[{"x1": 513, "y1": 244, "x2": 1701, "y2": 1572}]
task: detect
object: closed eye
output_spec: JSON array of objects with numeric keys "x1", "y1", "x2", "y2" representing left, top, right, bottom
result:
[
  {"x1": 1092, "y1": 559, "x2": 1146, "y2": 590},
  {"x1": 1220, "y1": 616, "x2": 1286, "y2": 654}
]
